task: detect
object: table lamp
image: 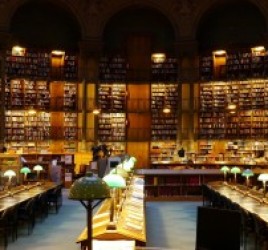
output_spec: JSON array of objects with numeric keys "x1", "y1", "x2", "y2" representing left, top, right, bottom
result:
[
  {"x1": 33, "y1": 164, "x2": 43, "y2": 181},
  {"x1": 220, "y1": 166, "x2": 230, "y2": 182},
  {"x1": 110, "y1": 168, "x2": 129, "y2": 179},
  {"x1": 20, "y1": 166, "x2": 31, "y2": 183},
  {"x1": 3, "y1": 170, "x2": 16, "y2": 186},
  {"x1": 103, "y1": 173, "x2": 126, "y2": 229},
  {"x1": 242, "y1": 169, "x2": 254, "y2": 188},
  {"x1": 122, "y1": 158, "x2": 135, "y2": 173},
  {"x1": 257, "y1": 173, "x2": 268, "y2": 197},
  {"x1": 230, "y1": 166, "x2": 241, "y2": 184},
  {"x1": 69, "y1": 172, "x2": 110, "y2": 250}
]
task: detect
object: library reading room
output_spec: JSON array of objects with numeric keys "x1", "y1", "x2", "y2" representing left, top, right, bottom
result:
[{"x1": 1, "y1": 0, "x2": 268, "y2": 249}]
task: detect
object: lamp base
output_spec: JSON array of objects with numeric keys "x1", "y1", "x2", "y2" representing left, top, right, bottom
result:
[{"x1": 106, "y1": 222, "x2": 117, "y2": 230}]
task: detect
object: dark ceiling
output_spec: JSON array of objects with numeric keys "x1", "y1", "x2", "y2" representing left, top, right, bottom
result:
[{"x1": 10, "y1": 0, "x2": 81, "y2": 51}]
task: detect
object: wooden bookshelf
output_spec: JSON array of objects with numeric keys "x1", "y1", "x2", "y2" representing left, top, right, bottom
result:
[
  {"x1": 99, "y1": 55, "x2": 128, "y2": 82},
  {"x1": 151, "y1": 57, "x2": 178, "y2": 82},
  {"x1": 199, "y1": 79, "x2": 268, "y2": 139},
  {"x1": 98, "y1": 83, "x2": 126, "y2": 112},
  {"x1": 137, "y1": 169, "x2": 222, "y2": 200},
  {"x1": 98, "y1": 113, "x2": 126, "y2": 142},
  {"x1": 151, "y1": 83, "x2": 178, "y2": 141},
  {"x1": 150, "y1": 141, "x2": 176, "y2": 163}
]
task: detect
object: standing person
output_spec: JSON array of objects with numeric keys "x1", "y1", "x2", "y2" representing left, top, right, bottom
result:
[{"x1": 178, "y1": 147, "x2": 185, "y2": 158}]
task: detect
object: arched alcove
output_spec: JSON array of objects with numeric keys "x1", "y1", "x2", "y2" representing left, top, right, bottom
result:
[
  {"x1": 196, "y1": 1, "x2": 267, "y2": 52},
  {"x1": 9, "y1": 0, "x2": 82, "y2": 51},
  {"x1": 102, "y1": 7, "x2": 176, "y2": 54}
]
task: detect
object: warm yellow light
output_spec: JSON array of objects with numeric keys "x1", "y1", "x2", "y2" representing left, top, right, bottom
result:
[
  {"x1": 163, "y1": 106, "x2": 171, "y2": 114},
  {"x1": 227, "y1": 103, "x2": 237, "y2": 110},
  {"x1": 12, "y1": 46, "x2": 26, "y2": 56},
  {"x1": 252, "y1": 46, "x2": 265, "y2": 53},
  {"x1": 151, "y1": 53, "x2": 166, "y2": 63},
  {"x1": 92, "y1": 108, "x2": 101, "y2": 115},
  {"x1": 51, "y1": 50, "x2": 65, "y2": 56},
  {"x1": 213, "y1": 50, "x2": 226, "y2": 56},
  {"x1": 28, "y1": 109, "x2": 37, "y2": 115}
]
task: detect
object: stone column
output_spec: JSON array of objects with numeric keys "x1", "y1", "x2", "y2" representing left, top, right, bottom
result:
[
  {"x1": 174, "y1": 39, "x2": 199, "y2": 150},
  {"x1": 0, "y1": 32, "x2": 12, "y2": 152},
  {"x1": 78, "y1": 38, "x2": 102, "y2": 150}
]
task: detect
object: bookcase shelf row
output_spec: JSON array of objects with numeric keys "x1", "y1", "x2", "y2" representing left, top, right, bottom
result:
[
  {"x1": 199, "y1": 79, "x2": 268, "y2": 139},
  {"x1": 99, "y1": 55, "x2": 178, "y2": 82},
  {"x1": 200, "y1": 49, "x2": 268, "y2": 80},
  {"x1": 5, "y1": 79, "x2": 78, "y2": 111},
  {"x1": 6, "y1": 49, "x2": 78, "y2": 80}
]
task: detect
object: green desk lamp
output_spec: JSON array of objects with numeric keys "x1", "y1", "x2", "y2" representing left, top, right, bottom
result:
[
  {"x1": 231, "y1": 166, "x2": 241, "y2": 184},
  {"x1": 220, "y1": 166, "x2": 230, "y2": 182},
  {"x1": 242, "y1": 169, "x2": 254, "y2": 188},
  {"x1": 103, "y1": 173, "x2": 126, "y2": 229},
  {"x1": 69, "y1": 172, "x2": 110, "y2": 250},
  {"x1": 20, "y1": 166, "x2": 31, "y2": 183},
  {"x1": 110, "y1": 168, "x2": 129, "y2": 179}
]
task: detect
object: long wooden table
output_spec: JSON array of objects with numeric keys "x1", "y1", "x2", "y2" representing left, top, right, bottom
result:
[
  {"x1": 77, "y1": 177, "x2": 146, "y2": 249},
  {"x1": 0, "y1": 182, "x2": 58, "y2": 213},
  {"x1": 206, "y1": 181, "x2": 268, "y2": 224}
]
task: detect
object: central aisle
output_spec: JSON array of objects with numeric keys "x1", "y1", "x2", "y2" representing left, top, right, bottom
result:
[{"x1": 7, "y1": 189, "x2": 200, "y2": 250}]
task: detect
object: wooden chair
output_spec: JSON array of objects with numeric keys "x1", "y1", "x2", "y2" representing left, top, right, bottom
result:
[
  {"x1": 18, "y1": 198, "x2": 36, "y2": 235},
  {"x1": 0, "y1": 205, "x2": 19, "y2": 249},
  {"x1": 47, "y1": 185, "x2": 62, "y2": 213}
]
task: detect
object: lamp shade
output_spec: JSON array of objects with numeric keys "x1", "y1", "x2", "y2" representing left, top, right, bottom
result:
[
  {"x1": 4, "y1": 170, "x2": 16, "y2": 177},
  {"x1": 129, "y1": 157, "x2": 137, "y2": 164},
  {"x1": 33, "y1": 165, "x2": 43, "y2": 171},
  {"x1": 103, "y1": 174, "x2": 126, "y2": 189},
  {"x1": 242, "y1": 169, "x2": 254, "y2": 178},
  {"x1": 231, "y1": 167, "x2": 241, "y2": 174},
  {"x1": 69, "y1": 172, "x2": 110, "y2": 200},
  {"x1": 257, "y1": 173, "x2": 268, "y2": 182},
  {"x1": 20, "y1": 167, "x2": 31, "y2": 174},
  {"x1": 110, "y1": 168, "x2": 129, "y2": 179},
  {"x1": 122, "y1": 160, "x2": 135, "y2": 172},
  {"x1": 220, "y1": 166, "x2": 230, "y2": 173}
]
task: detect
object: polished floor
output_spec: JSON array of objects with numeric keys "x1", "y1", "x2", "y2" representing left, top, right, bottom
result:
[{"x1": 4, "y1": 189, "x2": 200, "y2": 250}]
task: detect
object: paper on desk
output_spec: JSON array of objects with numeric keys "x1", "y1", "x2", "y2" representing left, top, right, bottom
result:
[{"x1": 92, "y1": 240, "x2": 135, "y2": 250}]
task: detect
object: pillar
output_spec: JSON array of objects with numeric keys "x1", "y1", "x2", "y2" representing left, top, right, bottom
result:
[
  {"x1": 175, "y1": 39, "x2": 199, "y2": 151},
  {"x1": 78, "y1": 38, "x2": 102, "y2": 150},
  {"x1": 0, "y1": 32, "x2": 12, "y2": 152}
]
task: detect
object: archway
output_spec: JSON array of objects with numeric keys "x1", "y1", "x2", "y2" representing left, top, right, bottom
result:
[
  {"x1": 9, "y1": 0, "x2": 82, "y2": 51},
  {"x1": 196, "y1": 1, "x2": 267, "y2": 52}
]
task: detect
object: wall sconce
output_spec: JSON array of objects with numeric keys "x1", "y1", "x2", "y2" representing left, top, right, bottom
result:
[
  {"x1": 151, "y1": 53, "x2": 166, "y2": 63},
  {"x1": 12, "y1": 45, "x2": 26, "y2": 56},
  {"x1": 28, "y1": 108, "x2": 37, "y2": 115},
  {"x1": 213, "y1": 50, "x2": 226, "y2": 57},
  {"x1": 163, "y1": 105, "x2": 171, "y2": 114},
  {"x1": 51, "y1": 50, "x2": 65, "y2": 56},
  {"x1": 251, "y1": 46, "x2": 265, "y2": 56},
  {"x1": 92, "y1": 108, "x2": 101, "y2": 115}
]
